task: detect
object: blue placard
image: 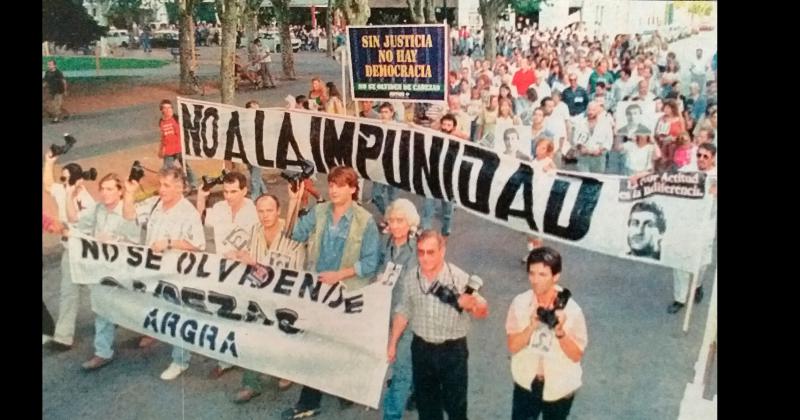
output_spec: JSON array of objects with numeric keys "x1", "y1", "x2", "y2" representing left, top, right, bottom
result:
[{"x1": 347, "y1": 24, "x2": 447, "y2": 102}]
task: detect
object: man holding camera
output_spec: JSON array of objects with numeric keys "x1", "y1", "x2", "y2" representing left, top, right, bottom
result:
[
  {"x1": 387, "y1": 230, "x2": 489, "y2": 420},
  {"x1": 195, "y1": 171, "x2": 257, "y2": 378},
  {"x1": 43, "y1": 59, "x2": 70, "y2": 123},
  {"x1": 68, "y1": 173, "x2": 140, "y2": 370},
  {"x1": 281, "y1": 165, "x2": 381, "y2": 420},
  {"x1": 506, "y1": 247, "x2": 587, "y2": 420},
  {"x1": 123, "y1": 166, "x2": 206, "y2": 380},
  {"x1": 43, "y1": 150, "x2": 96, "y2": 351}
]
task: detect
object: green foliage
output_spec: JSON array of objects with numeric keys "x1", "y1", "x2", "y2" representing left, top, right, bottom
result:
[
  {"x1": 42, "y1": 56, "x2": 171, "y2": 71},
  {"x1": 43, "y1": 0, "x2": 107, "y2": 49}
]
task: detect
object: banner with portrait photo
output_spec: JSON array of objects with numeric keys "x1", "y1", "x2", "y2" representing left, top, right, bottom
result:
[
  {"x1": 494, "y1": 123, "x2": 532, "y2": 161},
  {"x1": 176, "y1": 98, "x2": 715, "y2": 272},
  {"x1": 614, "y1": 100, "x2": 659, "y2": 138},
  {"x1": 67, "y1": 234, "x2": 393, "y2": 408}
]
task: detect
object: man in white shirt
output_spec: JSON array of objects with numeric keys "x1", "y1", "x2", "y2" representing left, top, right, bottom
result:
[
  {"x1": 43, "y1": 151, "x2": 96, "y2": 351},
  {"x1": 196, "y1": 171, "x2": 258, "y2": 378},
  {"x1": 576, "y1": 57, "x2": 593, "y2": 91},
  {"x1": 541, "y1": 97, "x2": 568, "y2": 161},
  {"x1": 123, "y1": 167, "x2": 206, "y2": 381},
  {"x1": 506, "y1": 247, "x2": 587, "y2": 419},
  {"x1": 689, "y1": 48, "x2": 710, "y2": 91},
  {"x1": 574, "y1": 101, "x2": 614, "y2": 174},
  {"x1": 668, "y1": 143, "x2": 716, "y2": 314}
]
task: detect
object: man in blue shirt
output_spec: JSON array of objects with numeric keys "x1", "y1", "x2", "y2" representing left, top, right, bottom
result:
[
  {"x1": 561, "y1": 72, "x2": 590, "y2": 116},
  {"x1": 282, "y1": 165, "x2": 381, "y2": 419}
]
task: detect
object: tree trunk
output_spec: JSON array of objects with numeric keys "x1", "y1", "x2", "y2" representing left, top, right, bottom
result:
[
  {"x1": 273, "y1": 0, "x2": 296, "y2": 79},
  {"x1": 341, "y1": 0, "x2": 371, "y2": 25},
  {"x1": 407, "y1": 0, "x2": 424, "y2": 24},
  {"x1": 479, "y1": 0, "x2": 505, "y2": 65},
  {"x1": 280, "y1": 17, "x2": 296, "y2": 79},
  {"x1": 218, "y1": 0, "x2": 241, "y2": 104},
  {"x1": 178, "y1": 0, "x2": 197, "y2": 95},
  {"x1": 326, "y1": 0, "x2": 333, "y2": 57},
  {"x1": 482, "y1": 15, "x2": 498, "y2": 65},
  {"x1": 424, "y1": 0, "x2": 436, "y2": 23}
]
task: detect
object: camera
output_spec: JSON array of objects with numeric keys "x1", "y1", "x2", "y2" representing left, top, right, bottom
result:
[
  {"x1": 536, "y1": 288, "x2": 572, "y2": 329},
  {"x1": 201, "y1": 169, "x2": 229, "y2": 191},
  {"x1": 129, "y1": 160, "x2": 145, "y2": 182},
  {"x1": 83, "y1": 168, "x2": 97, "y2": 182},
  {"x1": 280, "y1": 159, "x2": 315, "y2": 192},
  {"x1": 51, "y1": 134, "x2": 77, "y2": 157},
  {"x1": 430, "y1": 281, "x2": 461, "y2": 311},
  {"x1": 431, "y1": 274, "x2": 483, "y2": 313}
]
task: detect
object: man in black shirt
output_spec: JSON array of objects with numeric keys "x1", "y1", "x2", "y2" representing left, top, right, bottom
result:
[{"x1": 43, "y1": 60, "x2": 69, "y2": 123}]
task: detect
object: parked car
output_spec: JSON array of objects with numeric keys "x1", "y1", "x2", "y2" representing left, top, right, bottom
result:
[
  {"x1": 151, "y1": 30, "x2": 180, "y2": 49},
  {"x1": 105, "y1": 28, "x2": 135, "y2": 48},
  {"x1": 259, "y1": 30, "x2": 301, "y2": 53}
]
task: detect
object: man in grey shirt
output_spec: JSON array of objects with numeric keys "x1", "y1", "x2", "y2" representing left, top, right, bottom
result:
[{"x1": 387, "y1": 230, "x2": 488, "y2": 420}]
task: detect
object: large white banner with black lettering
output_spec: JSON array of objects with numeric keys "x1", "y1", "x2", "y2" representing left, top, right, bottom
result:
[
  {"x1": 177, "y1": 98, "x2": 714, "y2": 272},
  {"x1": 67, "y1": 235, "x2": 391, "y2": 408}
]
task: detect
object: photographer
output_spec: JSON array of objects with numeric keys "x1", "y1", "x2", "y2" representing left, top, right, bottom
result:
[
  {"x1": 68, "y1": 174, "x2": 140, "y2": 370},
  {"x1": 196, "y1": 171, "x2": 257, "y2": 379},
  {"x1": 42, "y1": 150, "x2": 96, "y2": 351},
  {"x1": 281, "y1": 165, "x2": 381, "y2": 420},
  {"x1": 122, "y1": 167, "x2": 205, "y2": 381},
  {"x1": 388, "y1": 230, "x2": 488, "y2": 420},
  {"x1": 506, "y1": 247, "x2": 587, "y2": 420}
]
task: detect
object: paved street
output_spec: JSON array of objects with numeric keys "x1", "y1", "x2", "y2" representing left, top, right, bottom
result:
[{"x1": 43, "y1": 32, "x2": 716, "y2": 420}]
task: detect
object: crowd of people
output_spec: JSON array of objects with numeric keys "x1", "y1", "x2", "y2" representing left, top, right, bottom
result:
[{"x1": 43, "y1": 18, "x2": 717, "y2": 420}]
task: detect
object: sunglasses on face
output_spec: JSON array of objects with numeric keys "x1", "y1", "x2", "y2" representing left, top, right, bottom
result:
[
  {"x1": 696, "y1": 153, "x2": 712, "y2": 159},
  {"x1": 417, "y1": 248, "x2": 438, "y2": 256}
]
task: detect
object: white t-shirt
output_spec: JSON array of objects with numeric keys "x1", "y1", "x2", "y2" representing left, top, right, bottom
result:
[
  {"x1": 205, "y1": 199, "x2": 259, "y2": 254},
  {"x1": 50, "y1": 183, "x2": 96, "y2": 224},
  {"x1": 622, "y1": 142, "x2": 657, "y2": 174},
  {"x1": 577, "y1": 68, "x2": 593, "y2": 91},
  {"x1": 136, "y1": 196, "x2": 205, "y2": 250}
]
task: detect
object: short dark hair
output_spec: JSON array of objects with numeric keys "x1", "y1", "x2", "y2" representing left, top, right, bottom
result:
[
  {"x1": 440, "y1": 113, "x2": 457, "y2": 127},
  {"x1": 629, "y1": 201, "x2": 666, "y2": 233},
  {"x1": 626, "y1": 103, "x2": 642, "y2": 117},
  {"x1": 698, "y1": 142, "x2": 717, "y2": 156},
  {"x1": 527, "y1": 247, "x2": 563, "y2": 275},
  {"x1": 222, "y1": 171, "x2": 247, "y2": 189},
  {"x1": 541, "y1": 97, "x2": 554, "y2": 107},
  {"x1": 159, "y1": 99, "x2": 172, "y2": 110},
  {"x1": 378, "y1": 102, "x2": 394, "y2": 113},
  {"x1": 245, "y1": 100, "x2": 259, "y2": 109}
]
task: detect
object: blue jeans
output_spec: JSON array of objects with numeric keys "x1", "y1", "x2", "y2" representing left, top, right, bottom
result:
[
  {"x1": 249, "y1": 165, "x2": 267, "y2": 198},
  {"x1": 141, "y1": 38, "x2": 151, "y2": 52},
  {"x1": 422, "y1": 198, "x2": 454, "y2": 235},
  {"x1": 605, "y1": 150, "x2": 627, "y2": 175},
  {"x1": 371, "y1": 183, "x2": 397, "y2": 215},
  {"x1": 577, "y1": 152, "x2": 608, "y2": 174},
  {"x1": 383, "y1": 330, "x2": 413, "y2": 420},
  {"x1": 94, "y1": 314, "x2": 116, "y2": 359},
  {"x1": 163, "y1": 155, "x2": 196, "y2": 187},
  {"x1": 172, "y1": 346, "x2": 191, "y2": 368}
]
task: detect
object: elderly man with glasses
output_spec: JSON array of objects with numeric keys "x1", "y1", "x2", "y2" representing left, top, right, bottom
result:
[{"x1": 561, "y1": 73, "x2": 590, "y2": 116}]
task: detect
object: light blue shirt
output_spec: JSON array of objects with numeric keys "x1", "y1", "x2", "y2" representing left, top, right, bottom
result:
[{"x1": 292, "y1": 204, "x2": 381, "y2": 278}]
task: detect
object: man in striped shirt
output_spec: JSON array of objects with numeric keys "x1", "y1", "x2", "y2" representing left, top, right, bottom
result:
[{"x1": 387, "y1": 230, "x2": 488, "y2": 420}]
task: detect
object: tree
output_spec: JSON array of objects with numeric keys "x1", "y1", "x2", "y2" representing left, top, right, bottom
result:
[
  {"x1": 216, "y1": 0, "x2": 243, "y2": 103},
  {"x1": 106, "y1": 0, "x2": 153, "y2": 28},
  {"x1": 177, "y1": 0, "x2": 199, "y2": 95},
  {"x1": 479, "y1": 0, "x2": 509, "y2": 65},
  {"x1": 336, "y1": 0, "x2": 370, "y2": 25},
  {"x1": 242, "y1": 0, "x2": 262, "y2": 54},
  {"x1": 272, "y1": 0, "x2": 296, "y2": 80},
  {"x1": 43, "y1": 0, "x2": 107, "y2": 49},
  {"x1": 406, "y1": 0, "x2": 435, "y2": 24},
  {"x1": 687, "y1": 2, "x2": 713, "y2": 17},
  {"x1": 510, "y1": 0, "x2": 546, "y2": 16}
]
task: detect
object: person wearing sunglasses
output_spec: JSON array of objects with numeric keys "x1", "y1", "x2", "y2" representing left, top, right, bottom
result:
[
  {"x1": 669, "y1": 143, "x2": 717, "y2": 314},
  {"x1": 388, "y1": 230, "x2": 488, "y2": 420}
]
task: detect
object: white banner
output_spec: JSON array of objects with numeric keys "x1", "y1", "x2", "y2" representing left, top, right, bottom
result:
[
  {"x1": 68, "y1": 234, "x2": 391, "y2": 408},
  {"x1": 177, "y1": 98, "x2": 714, "y2": 272}
]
